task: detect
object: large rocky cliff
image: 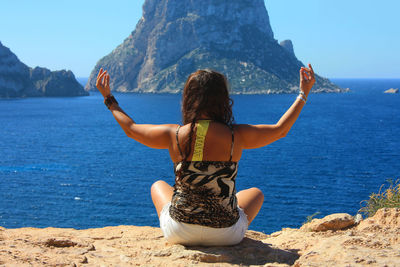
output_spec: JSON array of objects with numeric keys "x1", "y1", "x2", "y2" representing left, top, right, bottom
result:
[
  {"x1": 86, "y1": 0, "x2": 344, "y2": 94},
  {"x1": 0, "y1": 41, "x2": 88, "y2": 98}
]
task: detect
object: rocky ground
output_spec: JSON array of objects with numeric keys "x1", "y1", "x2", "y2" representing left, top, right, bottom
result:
[{"x1": 0, "y1": 208, "x2": 399, "y2": 266}]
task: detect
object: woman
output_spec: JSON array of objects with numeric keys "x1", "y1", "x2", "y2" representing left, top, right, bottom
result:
[{"x1": 96, "y1": 64, "x2": 315, "y2": 246}]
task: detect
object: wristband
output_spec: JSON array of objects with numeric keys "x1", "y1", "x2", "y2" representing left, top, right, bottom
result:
[
  {"x1": 297, "y1": 95, "x2": 307, "y2": 104},
  {"x1": 299, "y1": 90, "x2": 307, "y2": 101},
  {"x1": 104, "y1": 94, "x2": 118, "y2": 109}
]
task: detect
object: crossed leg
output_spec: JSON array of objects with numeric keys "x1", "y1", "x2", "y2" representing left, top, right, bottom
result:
[
  {"x1": 151, "y1": 180, "x2": 264, "y2": 225},
  {"x1": 236, "y1": 187, "x2": 264, "y2": 224},
  {"x1": 151, "y1": 180, "x2": 174, "y2": 217}
]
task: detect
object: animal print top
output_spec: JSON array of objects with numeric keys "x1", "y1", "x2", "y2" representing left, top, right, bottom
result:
[{"x1": 169, "y1": 122, "x2": 240, "y2": 228}]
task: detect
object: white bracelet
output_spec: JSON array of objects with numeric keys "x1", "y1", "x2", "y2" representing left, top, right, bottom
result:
[
  {"x1": 299, "y1": 90, "x2": 307, "y2": 101},
  {"x1": 297, "y1": 95, "x2": 307, "y2": 104}
]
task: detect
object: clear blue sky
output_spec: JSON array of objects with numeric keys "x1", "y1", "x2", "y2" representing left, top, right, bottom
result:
[{"x1": 1, "y1": 0, "x2": 399, "y2": 78}]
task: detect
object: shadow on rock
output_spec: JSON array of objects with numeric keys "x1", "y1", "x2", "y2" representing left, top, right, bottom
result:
[{"x1": 185, "y1": 237, "x2": 299, "y2": 265}]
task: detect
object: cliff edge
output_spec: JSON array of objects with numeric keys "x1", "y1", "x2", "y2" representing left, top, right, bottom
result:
[{"x1": 1, "y1": 208, "x2": 399, "y2": 266}]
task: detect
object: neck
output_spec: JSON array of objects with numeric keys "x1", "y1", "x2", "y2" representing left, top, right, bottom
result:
[{"x1": 197, "y1": 115, "x2": 211, "y2": 121}]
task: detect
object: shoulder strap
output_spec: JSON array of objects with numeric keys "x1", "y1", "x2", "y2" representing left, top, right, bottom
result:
[
  {"x1": 229, "y1": 125, "x2": 234, "y2": 161},
  {"x1": 192, "y1": 120, "x2": 210, "y2": 161},
  {"x1": 176, "y1": 125, "x2": 184, "y2": 160}
]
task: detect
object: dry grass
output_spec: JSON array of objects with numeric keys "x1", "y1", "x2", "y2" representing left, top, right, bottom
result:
[
  {"x1": 303, "y1": 211, "x2": 321, "y2": 225},
  {"x1": 359, "y1": 179, "x2": 400, "y2": 217}
]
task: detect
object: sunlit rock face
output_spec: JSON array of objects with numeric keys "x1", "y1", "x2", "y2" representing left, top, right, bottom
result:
[{"x1": 86, "y1": 0, "x2": 343, "y2": 94}]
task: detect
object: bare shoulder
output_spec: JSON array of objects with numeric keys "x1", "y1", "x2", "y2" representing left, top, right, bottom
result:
[
  {"x1": 135, "y1": 123, "x2": 180, "y2": 132},
  {"x1": 234, "y1": 123, "x2": 276, "y2": 133},
  {"x1": 161, "y1": 123, "x2": 180, "y2": 129},
  {"x1": 233, "y1": 123, "x2": 280, "y2": 149},
  {"x1": 157, "y1": 124, "x2": 180, "y2": 136},
  {"x1": 233, "y1": 123, "x2": 255, "y2": 135},
  {"x1": 230, "y1": 124, "x2": 252, "y2": 147},
  {"x1": 128, "y1": 123, "x2": 180, "y2": 149}
]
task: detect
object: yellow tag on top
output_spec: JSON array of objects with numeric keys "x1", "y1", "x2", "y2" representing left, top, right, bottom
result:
[{"x1": 192, "y1": 120, "x2": 210, "y2": 161}]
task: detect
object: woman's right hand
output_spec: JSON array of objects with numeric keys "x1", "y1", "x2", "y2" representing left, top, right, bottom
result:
[
  {"x1": 96, "y1": 68, "x2": 111, "y2": 98},
  {"x1": 300, "y1": 64, "x2": 315, "y2": 96}
]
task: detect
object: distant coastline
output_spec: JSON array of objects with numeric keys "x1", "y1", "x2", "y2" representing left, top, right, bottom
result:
[{"x1": 78, "y1": 77, "x2": 400, "y2": 95}]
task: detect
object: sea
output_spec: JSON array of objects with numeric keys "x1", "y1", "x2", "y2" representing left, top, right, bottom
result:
[{"x1": 0, "y1": 78, "x2": 399, "y2": 234}]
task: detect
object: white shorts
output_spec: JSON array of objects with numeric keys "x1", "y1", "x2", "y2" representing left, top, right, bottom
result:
[{"x1": 160, "y1": 202, "x2": 248, "y2": 246}]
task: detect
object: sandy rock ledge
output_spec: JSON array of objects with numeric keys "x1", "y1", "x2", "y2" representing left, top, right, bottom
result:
[{"x1": 1, "y1": 208, "x2": 399, "y2": 266}]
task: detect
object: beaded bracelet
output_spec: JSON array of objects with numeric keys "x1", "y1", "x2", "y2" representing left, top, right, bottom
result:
[{"x1": 104, "y1": 94, "x2": 119, "y2": 109}]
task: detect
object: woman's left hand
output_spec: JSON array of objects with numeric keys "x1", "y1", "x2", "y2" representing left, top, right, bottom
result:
[{"x1": 96, "y1": 68, "x2": 111, "y2": 98}]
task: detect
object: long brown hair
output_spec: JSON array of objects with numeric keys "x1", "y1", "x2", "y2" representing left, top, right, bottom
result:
[{"x1": 181, "y1": 69, "x2": 234, "y2": 160}]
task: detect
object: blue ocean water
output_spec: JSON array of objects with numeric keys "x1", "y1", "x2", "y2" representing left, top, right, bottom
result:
[{"x1": 0, "y1": 79, "x2": 399, "y2": 233}]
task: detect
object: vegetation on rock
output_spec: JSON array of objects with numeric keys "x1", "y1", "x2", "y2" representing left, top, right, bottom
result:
[{"x1": 359, "y1": 179, "x2": 400, "y2": 217}]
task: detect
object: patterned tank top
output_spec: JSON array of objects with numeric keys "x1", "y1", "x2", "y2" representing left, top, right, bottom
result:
[{"x1": 169, "y1": 120, "x2": 240, "y2": 228}]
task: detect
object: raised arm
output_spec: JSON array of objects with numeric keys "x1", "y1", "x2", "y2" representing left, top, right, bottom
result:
[
  {"x1": 237, "y1": 64, "x2": 315, "y2": 149},
  {"x1": 96, "y1": 68, "x2": 175, "y2": 149}
]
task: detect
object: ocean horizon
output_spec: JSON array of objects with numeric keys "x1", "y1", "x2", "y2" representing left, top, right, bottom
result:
[{"x1": 1, "y1": 78, "x2": 399, "y2": 233}]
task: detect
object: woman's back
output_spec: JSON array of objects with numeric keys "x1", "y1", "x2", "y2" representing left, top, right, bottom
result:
[
  {"x1": 172, "y1": 120, "x2": 243, "y2": 163},
  {"x1": 170, "y1": 120, "x2": 240, "y2": 228}
]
